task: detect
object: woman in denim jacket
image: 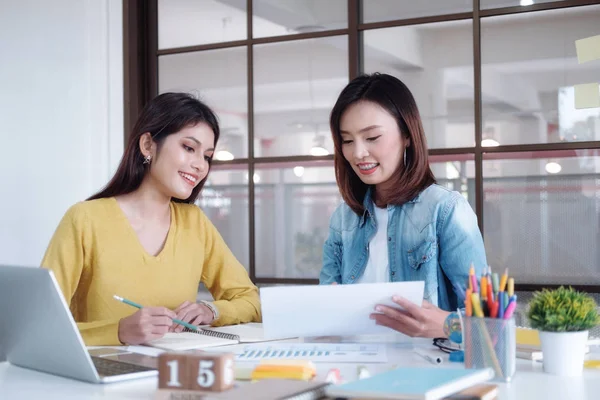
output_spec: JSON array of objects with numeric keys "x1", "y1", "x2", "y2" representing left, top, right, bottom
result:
[{"x1": 320, "y1": 73, "x2": 487, "y2": 338}]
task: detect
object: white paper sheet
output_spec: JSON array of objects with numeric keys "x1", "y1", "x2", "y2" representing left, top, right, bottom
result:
[
  {"x1": 235, "y1": 343, "x2": 387, "y2": 363},
  {"x1": 260, "y1": 281, "x2": 424, "y2": 339},
  {"x1": 202, "y1": 322, "x2": 295, "y2": 342}
]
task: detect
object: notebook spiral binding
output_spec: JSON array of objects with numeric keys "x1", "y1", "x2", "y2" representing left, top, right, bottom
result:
[{"x1": 182, "y1": 327, "x2": 240, "y2": 341}]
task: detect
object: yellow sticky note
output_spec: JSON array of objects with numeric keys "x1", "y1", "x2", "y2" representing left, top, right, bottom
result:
[
  {"x1": 575, "y1": 35, "x2": 600, "y2": 64},
  {"x1": 584, "y1": 360, "x2": 600, "y2": 369},
  {"x1": 574, "y1": 83, "x2": 600, "y2": 109},
  {"x1": 516, "y1": 327, "x2": 540, "y2": 348}
]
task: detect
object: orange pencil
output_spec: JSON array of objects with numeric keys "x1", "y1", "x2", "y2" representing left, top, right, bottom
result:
[
  {"x1": 481, "y1": 276, "x2": 488, "y2": 298},
  {"x1": 486, "y1": 281, "x2": 493, "y2": 310}
]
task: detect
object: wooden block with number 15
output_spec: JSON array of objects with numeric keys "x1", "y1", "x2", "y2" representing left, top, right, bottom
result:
[{"x1": 158, "y1": 351, "x2": 235, "y2": 392}]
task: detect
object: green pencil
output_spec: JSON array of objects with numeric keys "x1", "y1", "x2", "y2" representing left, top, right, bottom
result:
[{"x1": 113, "y1": 295, "x2": 199, "y2": 332}]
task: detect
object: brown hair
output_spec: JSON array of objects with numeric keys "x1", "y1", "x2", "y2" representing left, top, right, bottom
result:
[
  {"x1": 329, "y1": 73, "x2": 435, "y2": 215},
  {"x1": 88, "y1": 92, "x2": 220, "y2": 203}
]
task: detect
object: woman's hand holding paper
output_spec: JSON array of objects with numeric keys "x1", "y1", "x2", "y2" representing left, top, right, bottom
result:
[{"x1": 370, "y1": 296, "x2": 449, "y2": 338}]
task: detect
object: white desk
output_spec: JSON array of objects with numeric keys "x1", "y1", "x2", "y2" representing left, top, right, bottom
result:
[{"x1": 1, "y1": 337, "x2": 599, "y2": 399}]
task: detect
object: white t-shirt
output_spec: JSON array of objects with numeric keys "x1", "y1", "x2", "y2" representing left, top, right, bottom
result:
[{"x1": 356, "y1": 206, "x2": 390, "y2": 283}]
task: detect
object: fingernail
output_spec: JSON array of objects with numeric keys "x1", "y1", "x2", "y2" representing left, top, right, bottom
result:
[
  {"x1": 375, "y1": 306, "x2": 383, "y2": 312},
  {"x1": 369, "y1": 314, "x2": 376, "y2": 320},
  {"x1": 392, "y1": 296, "x2": 399, "y2": 302}
]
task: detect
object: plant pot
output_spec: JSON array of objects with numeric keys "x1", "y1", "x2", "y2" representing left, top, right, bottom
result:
[{"x1": 539, "y1": 330, "x2": 588, "y2": 376}]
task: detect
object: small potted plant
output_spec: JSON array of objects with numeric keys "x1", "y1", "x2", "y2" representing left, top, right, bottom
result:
[{"x1": 527, "y1": 286, "x2": 600, "y2": 376}]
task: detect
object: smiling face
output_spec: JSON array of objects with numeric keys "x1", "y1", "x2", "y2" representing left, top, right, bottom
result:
[
  {"x1": 142, "y1": 123, "x2": 215, "y2": 200},
  {"x1": 339, "y1": 101, "x2": 409, "y2": 193}
]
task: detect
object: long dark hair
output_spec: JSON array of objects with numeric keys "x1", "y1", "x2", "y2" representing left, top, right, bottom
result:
[
  {"x1": 88, "y1": 92, "x2": 220, "y2": 203},
  {"x1": 329, "y1": 73, "x2": 435, "y2": 215}
]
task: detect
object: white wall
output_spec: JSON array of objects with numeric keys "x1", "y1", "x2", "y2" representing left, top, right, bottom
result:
[{"x1": 0, "y1": 0, "x2": 124, "y2": 267}]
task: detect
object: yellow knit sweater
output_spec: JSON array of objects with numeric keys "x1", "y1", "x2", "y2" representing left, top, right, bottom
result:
[{"x1": 41, "y1": 197, "x2": 261, "y2": 346}]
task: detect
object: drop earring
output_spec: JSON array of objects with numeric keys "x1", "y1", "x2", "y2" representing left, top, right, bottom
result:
[
  {"x1": 403, "y1": 148, "x2": 407, "y2": 167},
  {"x1": 143, "y1": 155, "x2": 151, "y2": 165}
]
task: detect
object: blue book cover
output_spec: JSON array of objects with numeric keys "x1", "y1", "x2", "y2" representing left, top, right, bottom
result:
[{"x1": 325, "y1": 367, "x2": 494, "y2": 400}]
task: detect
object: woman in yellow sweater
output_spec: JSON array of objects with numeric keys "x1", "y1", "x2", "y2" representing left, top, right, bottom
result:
[{"x1": 41, "y1": 92, "x2": 261, "y2": 346}]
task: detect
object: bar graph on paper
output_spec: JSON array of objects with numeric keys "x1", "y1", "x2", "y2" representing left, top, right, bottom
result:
[{"x1": 235, "y1": 343, "x2": 387, "y2": 363}]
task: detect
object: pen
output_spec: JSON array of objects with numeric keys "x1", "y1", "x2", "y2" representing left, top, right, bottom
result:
[
  {"x1": 503, "y1": 299, "x2": 517, "y2": 320},
  {"x1": 113, "y1": 295, "x2": 199, "y2": 331},
  {"x1": 498, "y1": 292, "x2": 505, "y2": 319},
  {"x1": 470, "y1": 269, "x2": 479, "y2": 293},
  {"x1": 414, "y1": 348, "x2": 443, "y2": 365}
]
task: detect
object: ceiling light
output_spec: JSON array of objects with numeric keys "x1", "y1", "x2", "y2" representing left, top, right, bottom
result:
[
  {"x1": 293, "y1": 166, "x2": 305, "y2": 177},
  {"x1": 545, "y1": 161, "x2": 562, "y2": 174},
  {"x1": 215, "y1": 150, "x2": 234, "y2": 161},
  {"x1": 481, "y1": 138, "x2": 500, "y2": 147},
  {"x1": 244, "y1": 172, "x2": 261, "y2": 183},
  {"x1": 520, "y1": 0, "x2": 534, "y2": 6},
  {"x1": 482, "y1": 126, "x2": 500, "y2": 147},
  {"x1": 310, "y1": 133, "x2": 329, "y2": 156},
  {"x1": 310, "y1": 146, "x2": 329, "y2": 156}
]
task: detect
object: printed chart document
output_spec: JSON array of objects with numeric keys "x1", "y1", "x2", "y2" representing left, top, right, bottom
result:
[
  {"x1": 261, "y1": 281, "x2": 424, "y2": 339},
  {"x1": 235, "y1": 343, "x2": 387, "y2": 363}
]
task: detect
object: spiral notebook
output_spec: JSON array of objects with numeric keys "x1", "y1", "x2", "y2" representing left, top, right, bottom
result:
[{"x1": 146, "y1": 323, "x2": 290, "y2": 351}]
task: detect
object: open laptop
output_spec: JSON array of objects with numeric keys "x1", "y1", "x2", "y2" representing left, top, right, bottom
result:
[{"x1": 0, "y1": 265, "x2": 158, "y2": 383}]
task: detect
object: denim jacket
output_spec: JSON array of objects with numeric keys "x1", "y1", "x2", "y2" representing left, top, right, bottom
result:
[{"x1": 320, "y1": 184, "x2": 487, "y2": 311}]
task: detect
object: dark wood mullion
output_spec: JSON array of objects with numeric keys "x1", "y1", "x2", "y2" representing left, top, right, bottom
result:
[
  {"x1": 358, "y1": 12, "x2": 473, "y2": 31},
  {"x1": 516, "y1": 283, "x2": 600, "y2": 293},
  {"x1": 348, "y1": 0, "x2": 360, "y2": 80},
  {"x1": 473, "y1": 0, "x2": 484, "y2": 235},
  {"x1": 482, "y1": 141, "x2": 600, "y2": 153},
  {"x1": 255, "y1": 278, "x2": 319, "y2": 285},
  {"x1": 254, "y1": 279, "x2": 600, "y2": 292},
  {"x1": 252, "y1": 29, "x2": 348, "y2": 45},
  {"x1": 157, "y1": 31, "x2": 349, "y2": 57},
  {"x1": 123, "y1": 0, "x2": 154, "y2": 141},
  {"x1": 122, "y1": 0, "x2": 138, "y2": 141},
  {"x1": 247, "y1": 0, "x2": 256, "y2": 282},
  {"x1": 157, "y1": 40, "x2": 249, "y2": 56},
  {"x1": 147, "y1": 0, "x2": 158, "y2": 99}
]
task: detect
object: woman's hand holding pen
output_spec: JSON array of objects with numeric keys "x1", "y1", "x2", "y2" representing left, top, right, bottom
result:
[
  {"x1": 118, "y1": 307, "x2": 177, "y2": 345},
  {"x1": 370, "y1": 296, "x2": 449, "y2": 338},
  {"x1": 170, "y1": 301, "x2": 214, "y2": 333}
]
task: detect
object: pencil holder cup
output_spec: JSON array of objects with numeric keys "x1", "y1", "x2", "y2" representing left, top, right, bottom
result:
[{"x1": 461, "y1": 312, "x2": 516, "y2": 382}]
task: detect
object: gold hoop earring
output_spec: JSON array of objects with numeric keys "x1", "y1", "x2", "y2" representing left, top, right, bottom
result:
[{"x1": 143, "y1": 155, "x2": 151, "y2": 165}]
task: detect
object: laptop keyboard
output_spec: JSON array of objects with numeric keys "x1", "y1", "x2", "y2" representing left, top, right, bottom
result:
[{"x1": 92, "y1": 356, "x2": 155, "y2": 377}]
